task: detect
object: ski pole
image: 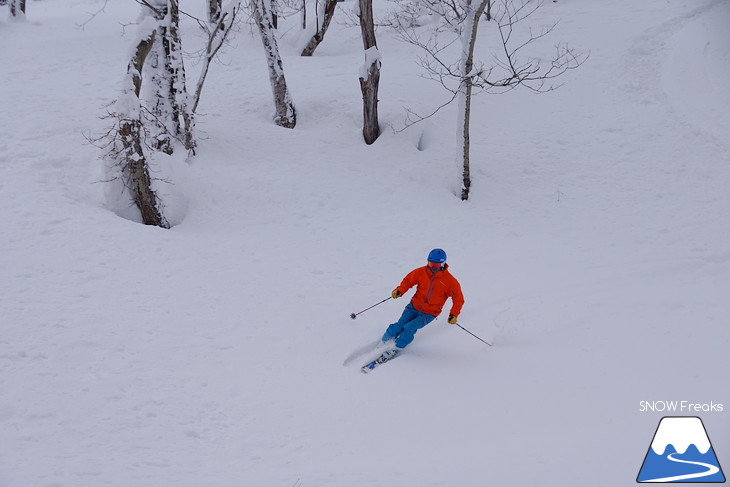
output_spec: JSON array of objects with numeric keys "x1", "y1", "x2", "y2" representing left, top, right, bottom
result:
[
  {"x1": 350, "y1": 297, "x2": 392, "y2": 319},
  {"x1": 455, "y1": 323, "x2": 492, "y2": 347}
]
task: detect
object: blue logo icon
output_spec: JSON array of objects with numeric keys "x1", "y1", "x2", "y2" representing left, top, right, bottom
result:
[{"x1": 637, "y1": 416, "x2": 725, "y2": 483}]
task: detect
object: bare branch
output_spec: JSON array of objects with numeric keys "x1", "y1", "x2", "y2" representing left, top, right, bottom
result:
[
  {"x1": 76, "y1": 0, "x2": 110, "y2": 30},
  {"x1": 134, "y1": 0, "x2": 163, "y2": 16},
  {"x1": 394, "y1": 89, "x2": 461, "y2": 132},
  {"x1": 192, "y1": 3, "x2": 242, "y2": 113}
]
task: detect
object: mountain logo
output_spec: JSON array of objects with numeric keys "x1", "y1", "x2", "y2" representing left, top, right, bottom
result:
[{"x1": 637, "y1": 416, "x2": 726, "y2": 483}]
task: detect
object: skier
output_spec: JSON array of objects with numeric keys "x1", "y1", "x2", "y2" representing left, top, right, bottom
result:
[{"x1": 381, "y1": 248, "x2": 464, "y2": 350}]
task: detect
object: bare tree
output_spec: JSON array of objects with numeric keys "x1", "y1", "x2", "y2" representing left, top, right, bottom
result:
[
  {"x1": 358, "y1": 0, "x2": 381, "y2": 144},
  {"x1": 300, "y1": 0, "x2": 338, "y2": 56},
  {"x1": 395, "y1": 0, "x2": 585, "y2": 199},
  {"x1": 251, "y1": 0, "x2": 297, "y2": 128},
  {"x1": 455, "y1": 0, "x2": 489, "y2": 200},
  {"x1": 192, "y1": 1, "x2": 242, "y2": 114}
]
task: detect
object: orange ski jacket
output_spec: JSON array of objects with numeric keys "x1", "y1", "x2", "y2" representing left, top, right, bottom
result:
[{"x1": 395, "y1": 264, "x2": 464, "y2": 318}]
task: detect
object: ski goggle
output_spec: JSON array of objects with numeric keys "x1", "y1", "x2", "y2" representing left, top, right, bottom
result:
[{"x1": 428, "y1": 261, "x2": 443, "y2": 271}]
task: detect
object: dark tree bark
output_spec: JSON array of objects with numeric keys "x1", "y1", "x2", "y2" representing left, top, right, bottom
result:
[
  {"x1": 117, "y1": 30, "x2": 170, "y2": 228},
  {"x1": 119, "y1": 118, "x2": 169, "y2": 228},
  {"x1": 9, "y1": 0, "x2": 26, "y2": 17},
  {"x1": 208, "y1": 0, "x2": 222, "y2": 24},
  {"x1": 131, "y1": 32, "x2": 156, "y2": 97},
  {"x1": 357, "y1": 0, "x2": 381, "y2": 144}
]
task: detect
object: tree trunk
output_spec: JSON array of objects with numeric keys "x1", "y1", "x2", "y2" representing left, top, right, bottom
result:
[
  {"x1": 115, "y1": 28, "x2": 170, "y2": 228},
  {"x1": 457, "y1": 0, "x2": 489, "y2": 200},
  {"x1": 253, "y1": 0, "x2": 297, "y2": 128},
  {"x1": 148, "y1": 0, "x2": 195, "y2": 154},
  {"x1": 457, "y1": 77, "x2": 473, "y2": 200},
  {"x1": 130, "y1": 31, "x2": 156, "y2": 97},
  {"x1": 300, "y1": 0, "x2": 338, "y2": 56},
  {"x1": 9, "y1": 0, "x2": 26, "y2": 17},
  {"x1": 164, "y1": 0, "x2": 195, "y2": 152},
  {"x1": 193, "y1": 5, "x2": 240, "y2": 114},
  {"x1": 148, "y1": 30, "x2": 175, "y2": 154},
  {"x1": 208, "y1": 0, "x2": 222, "y2": 24},
  {"x1": 358, "y1": 0, "x2": 381, "y2": 145},
  {"x1": 119, "y1": 118, "x2": 170, "y2": 228}
]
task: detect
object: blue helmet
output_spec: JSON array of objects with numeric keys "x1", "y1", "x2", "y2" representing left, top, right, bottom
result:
[{"x1": 427, "y1": 248, "x2": 447, "y2": 263}]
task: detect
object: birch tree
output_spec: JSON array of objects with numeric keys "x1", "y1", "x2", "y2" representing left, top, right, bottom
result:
[
  {"x1": 102, "y1": 15, "x2": 170, "y2": 228},
  {"x1": 252, "y1": 0, "x2": 297, "y2": 128},
  {"x1": 394, "y1": 0, "x2": 584, "y2": 200},
  {"x1": 98, "y1": 0, "x2": 198, "y2": 227},
  {"x1": 358, "y1": 0, "x2": 381, "y2": 144},
  {"x1": 146, "y1": 0, "x2": 196, "y2": 154},
  {"x1": 8, "y1": 0, "x2": 26, "y2": 18},
  {"x1": 455, "y1": 0, "x2": 487, "y2": 200}
]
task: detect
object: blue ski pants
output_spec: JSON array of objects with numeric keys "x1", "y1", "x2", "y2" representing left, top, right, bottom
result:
[{"x1": 382, "y1": 303, "x2": 436, "y2": 349}]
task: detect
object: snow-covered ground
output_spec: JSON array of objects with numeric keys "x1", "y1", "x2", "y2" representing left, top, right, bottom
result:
[{"x1": 1, "y1": 0, "x2": 729, "y2": 486}]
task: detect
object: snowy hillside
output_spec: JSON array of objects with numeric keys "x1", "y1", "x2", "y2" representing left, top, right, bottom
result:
[{"x1": 1, "y1": 0, "x2": 729, "y2": 486}]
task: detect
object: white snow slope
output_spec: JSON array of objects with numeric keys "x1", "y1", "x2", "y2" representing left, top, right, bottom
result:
[{"x1": 1, "y1": 0, "x2": 729, "y2": 486}]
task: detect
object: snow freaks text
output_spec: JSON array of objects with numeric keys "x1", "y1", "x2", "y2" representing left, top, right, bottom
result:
[{"x1": 639, "y1": 401, "x2": 724, "y2": 413}]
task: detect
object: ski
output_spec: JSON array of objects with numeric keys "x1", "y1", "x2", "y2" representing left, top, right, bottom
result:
[
  {"x1": 360, "y1": 349, "x2": 401, "y2": 373},
  {"x1": 343, "y1": 339, "x2": 389, "y2": 366}
]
